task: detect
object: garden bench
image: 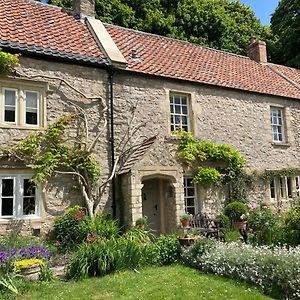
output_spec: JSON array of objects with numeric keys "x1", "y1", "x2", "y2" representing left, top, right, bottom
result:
[{"x1": 190, "y1": 213, "x2": 225, "y2": 240}]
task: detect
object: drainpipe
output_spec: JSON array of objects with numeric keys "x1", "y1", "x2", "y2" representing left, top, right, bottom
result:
[{"x1": 108, "y1": 68, "x2": 116, "y2": 218}]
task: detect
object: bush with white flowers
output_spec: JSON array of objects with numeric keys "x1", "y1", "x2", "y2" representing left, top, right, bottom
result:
[{"x1": 182, "y1": 241, "x2": 300, "y2": 299}]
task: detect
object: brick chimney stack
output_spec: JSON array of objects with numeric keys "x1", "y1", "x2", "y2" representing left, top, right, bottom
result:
[
  {"x1": 247, "y1": 36, "x2": 267, "y2": 64},
  {"x1": 73, "y1": 0, "x2": 95, "y2": 18}
]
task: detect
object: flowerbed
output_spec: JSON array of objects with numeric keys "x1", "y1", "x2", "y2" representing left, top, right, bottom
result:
[
  {"x1": 182, "y1": 240, "x2": 300, "y2": 299},
  {"x1": 0, "y1": 245, "x2": 51, "y2": 268}
]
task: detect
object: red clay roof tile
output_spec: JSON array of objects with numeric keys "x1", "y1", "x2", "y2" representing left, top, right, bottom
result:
[
  {"x1": 105, "y1": 24, "x2": 300, "y2": 100},
  {"x1": 0, "y1": 0, "x2": 107, "y2": 64}
]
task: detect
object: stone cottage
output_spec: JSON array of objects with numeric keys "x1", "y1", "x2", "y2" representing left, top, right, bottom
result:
[{"x1": 0, "y1": 0, "x2": 300, "y2": 234}]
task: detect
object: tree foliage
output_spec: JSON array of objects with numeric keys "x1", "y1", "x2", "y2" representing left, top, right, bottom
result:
[
  {"x1": 0, "y1": 51, "x2": 19, "y2": 75},
  {"x1": 50, "y1": 0, "x2": 271, "y2": 56},
  {"x1": 271, "y1": 0, "x2": 300, "y2": 68}
]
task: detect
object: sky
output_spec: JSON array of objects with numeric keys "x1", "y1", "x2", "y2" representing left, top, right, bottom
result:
[{"x1": 239, "y1": 0, "x2": 280, "y2": 25}]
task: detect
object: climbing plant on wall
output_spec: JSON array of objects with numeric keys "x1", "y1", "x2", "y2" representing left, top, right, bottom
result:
[
  {"x1": 176, "y1": 131, "x2": 252, "y2": 202},
  {"x1": 0, "y1": 50, "x2": 19, "y2": 75}
]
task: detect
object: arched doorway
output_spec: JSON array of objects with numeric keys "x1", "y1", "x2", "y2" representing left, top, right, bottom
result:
[{"x1": 141, "y1": 176, "x2": 176, "y2": 233}]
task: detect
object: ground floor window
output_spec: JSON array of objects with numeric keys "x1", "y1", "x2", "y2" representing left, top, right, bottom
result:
[
  {"x1": 269, "y1": 176, "x2": 300, "y2": 202},
  {"x1": 0, "y1": 174, "x2": 39, "y2": 219},
  {"x1": 184, "y1": 177, "x2": 196, "y2": 215}
]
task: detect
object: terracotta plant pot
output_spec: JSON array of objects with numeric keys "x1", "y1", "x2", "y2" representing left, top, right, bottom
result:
[{"x1": 180, "y1": 219, "x2": 189, "y2": 228}]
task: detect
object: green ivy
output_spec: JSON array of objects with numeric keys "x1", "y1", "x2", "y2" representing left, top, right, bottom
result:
[
  {"x1": 0, "y1": 51, "x2": 19, "y2": 75},
  {"x1": 261, "y1": 168, "x2": 300, "y2": 180},
  {"x1": 176, "y1": 131, "x2": 248, "y2": 201},
  {"x1": 193, "y1": 167, "x2": 222, "y2": 187}
]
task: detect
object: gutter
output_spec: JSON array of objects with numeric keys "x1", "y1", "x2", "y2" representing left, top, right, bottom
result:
[{"x1": 108, "y1": 67, "x2": 116, "y2": 218}]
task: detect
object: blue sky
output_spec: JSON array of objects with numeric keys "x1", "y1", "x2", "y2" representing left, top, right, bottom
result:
[{"x1": 239, "y1": 0, "x2": 280, "y2": 25}]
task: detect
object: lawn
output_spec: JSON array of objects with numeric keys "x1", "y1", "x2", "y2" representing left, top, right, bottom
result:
[{"x1": 16, "y1": 265, "x2": 271, "y2": 300}]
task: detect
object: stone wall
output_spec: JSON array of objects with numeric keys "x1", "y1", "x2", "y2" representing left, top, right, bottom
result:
[
  {"x1": 113, "y1": 71, "x2": 300, "y2": 223},
  {"x1": 0, "y1": 56, "x2": 111, "y2": 235}
]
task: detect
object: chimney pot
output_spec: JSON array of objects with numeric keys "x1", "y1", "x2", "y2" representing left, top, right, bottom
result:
[
  {"x1": 247, "y1": 39, "x2": 267, "y2": 64},
  {"x1": 73, "y1": 0, "x2": 95, "y2": 18}
]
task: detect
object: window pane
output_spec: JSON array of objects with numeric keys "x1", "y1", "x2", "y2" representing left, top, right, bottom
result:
[
  {"x1": 270, "y1": 179, "x2": 275, "y2": 199},
  {"x1": 23, "y1": 179, "x2": 35, "y2": 196},
  {"x1": 2, "y1": 198, "x2": 13, "y2": 216},
  {"x1": 2, "y1": 179, "x2": 13, "y2": 196},
  {"x1": 186, "y1": 207, "x2": 195, "y2": 215},
  {"x1": 4, "y1": 90, "x2": 16, "y2": 122},
  {"x1": 182, "y1": 106, "x2": 187, "y2": 114},
  {"x1": 181, "y1": 97, "x2": 187, "y2": 105},
  {"x1": 26, "y1": 111, "x2": 38, "y2": 125},
  {"x1": 26, "y1": 92, "x2": 38, "y2": 108},
  {"x1": 4, "y1": 90, "x2": 15, "y2": 106},
  {"x1": 174, "y1": 97, "x2": 180, "y2": 104},
  {"x1": 175, "y1": 105, "x2": 181, "y2": 114},
  {"x1": 5, "y1": 110, "x2": 15, "y2": 122},
  {"x1": 287, "y1": 177, "x2": 293, "y2": 198},
  {"x1": 23, "y1": 197, "x2": 35, "y2": 215},
  {"x1": 187, "y1": 188, "x2": 194, "y2": 196}
]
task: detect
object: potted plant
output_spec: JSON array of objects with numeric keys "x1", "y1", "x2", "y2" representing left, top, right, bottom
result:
[
  {"x1": 224, "y1": 201, "x2": 248, "y2": 229},
  {"x1": 180, "y1": 213, "x2": 191, "y2": 228},
  {"x1": 135, "y1": 216, "x2": 148, "y2": 229}
]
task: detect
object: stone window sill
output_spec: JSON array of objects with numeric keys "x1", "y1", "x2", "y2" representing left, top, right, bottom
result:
[{"x1": 271, "y1": 142, "x2": 290, "y2": 148}]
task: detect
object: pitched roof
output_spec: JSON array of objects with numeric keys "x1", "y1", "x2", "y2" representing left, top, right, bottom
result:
[
  {"x1": 118, "y1": 136, "x2": 157, "y2": 174},
  {"x1": 105, "y1": 24, "x2": 300, "y2": 100},
  {"x1": 0, "y1": 0, "x2": 107, "y2": 65}
]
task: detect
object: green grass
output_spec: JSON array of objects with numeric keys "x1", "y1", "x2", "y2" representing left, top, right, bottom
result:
[{"x1": 15, "y1": 265, "x2": 271, "y2": 300}]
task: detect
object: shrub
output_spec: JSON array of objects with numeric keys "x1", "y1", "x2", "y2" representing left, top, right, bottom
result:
[
  {"x1": 248, "y1": 208, "x2": 285, "y2": 246},
  {"x1": 53, "y1": 206, "x2": 120, "y2": 250},
  {"x1": 0, "y1": 51, "x2": 19, "y2": 75},
  {"x1": 215, "y1": 214, "x2": 230, "y2": 229},
  {"x1": 154, "y1": 235, "x2": 181, "y2": 266},
  {"x1": 53, "y1": 206, "x2": 89, "y2": 250},
  {"x1": 284, "y1": 205, "x2": 300, "y2": 246},
  {"x1": 224, "y1": 201, "x2": 248, "y2": 222},
  {"x1": 182, "y1": 241, "x2": 300, "y2": 299}
]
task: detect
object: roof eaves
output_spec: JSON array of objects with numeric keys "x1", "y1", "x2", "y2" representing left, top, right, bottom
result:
[
  {"x1": 0, "y1": 39, "x2": 109, "y2": 66},
  {"x1": 119, "y1": 67, "x2": 300, "y2": 101}
]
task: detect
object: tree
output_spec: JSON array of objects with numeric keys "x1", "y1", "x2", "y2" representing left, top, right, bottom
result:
[
  {"x1": 271, "y1": 0, "x2": 300, "y2": 68},
  {"x1": 50, "y1": 0, "x2": 272, "y2": 56}
]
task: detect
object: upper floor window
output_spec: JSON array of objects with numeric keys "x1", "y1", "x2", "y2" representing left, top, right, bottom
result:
[
  {"x1": 270, "y1": 107, "x2": 285, "y2": 143},
  {"x1": 170, "y1": 93, "x2": 190, "y2": 132},
  {"x1": 1, "y1": 83, "x2": 45, "y2": 128},
  {"x1": 184, "y1": 177, "x2": 196, "y2": 215},
  {"x1": 0, "y1": 174, "x2": 40, "y2": 219}
]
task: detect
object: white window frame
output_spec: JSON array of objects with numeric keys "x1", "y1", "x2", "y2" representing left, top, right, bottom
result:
[
  {"x1": 0, "y1": 81, "x2": 45, "y2": 128},
  {"x1": 24, "y1": 90, "x2": 40, "y2": 127},
  {"x1": 269, "y1": 176, "x2": 300, "y2": 202},
  {"x1": 2, "y1": 88, "x2": 18, "y2": 125},
  {"x1": 184, "y1": 177, "x2": 197, "y2": 215},
  {"x1": 270, "y1": 107, "x2": 285, "y2": 143},
  {"x1": 170, "y1": 93, "x2": 191, "y2": 132},
  {"x1": 0, "y1": 174, "x2": 40, "y2": 220}
]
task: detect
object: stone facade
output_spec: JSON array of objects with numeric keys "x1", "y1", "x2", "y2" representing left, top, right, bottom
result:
[
  {"x1": 1, "y1": 53, "x2": 300, "y2": 235},
  {"x1": 0, "y1": 56, "x2": 111, "y2": 234},
  {"x1": 113, "y1": 71, "x2": 300, "y2": 230}
]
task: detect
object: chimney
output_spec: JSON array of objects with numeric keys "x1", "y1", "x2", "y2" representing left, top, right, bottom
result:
[
  {"x1": 73, "y1": 0, "x2": 95, "y2": 18},
  {"x1": 247, "y1": 36, "x2": 267, "y2": 63}
]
